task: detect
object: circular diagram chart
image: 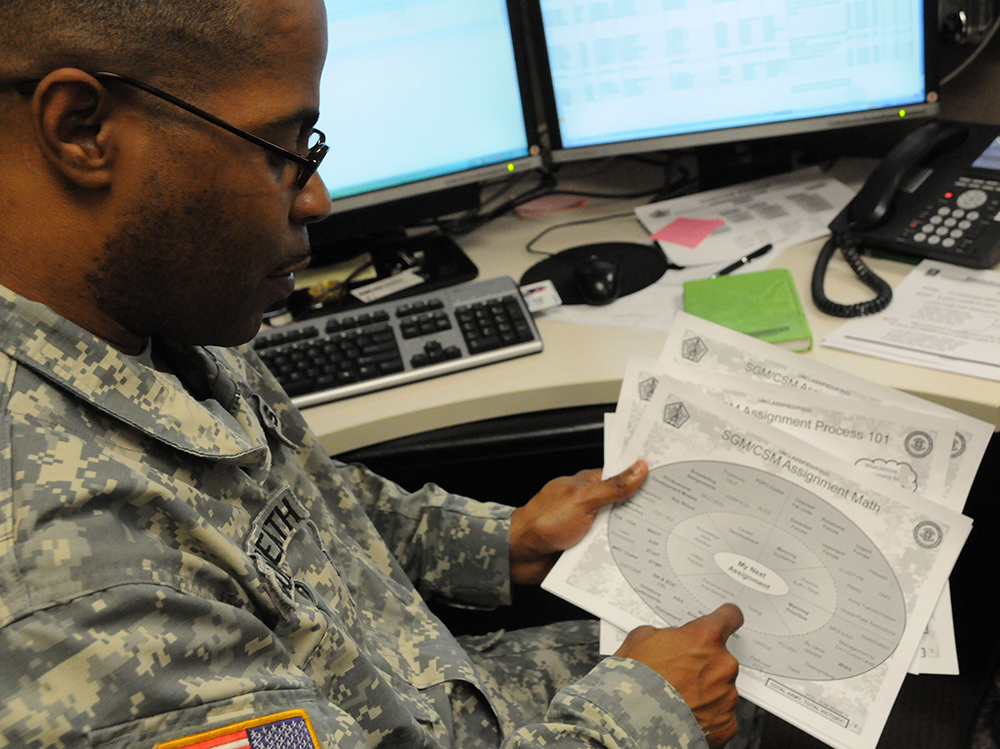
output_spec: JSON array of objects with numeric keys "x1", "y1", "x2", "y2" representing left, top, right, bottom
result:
[{"x1": 608, "y1": 461, "x2": 906, "y2": 680}]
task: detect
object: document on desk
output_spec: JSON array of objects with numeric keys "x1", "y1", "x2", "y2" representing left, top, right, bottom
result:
[
  {"x1": 634, "y1": 166, "x2": 856, "y2": 267},
  {"x1": 533, "y1": 274, "x2": 689, "y2": 332},
  {"x1": 823, "y1": 260, "x2": 1000, "y2": 382},
  {"x1": 545, "y1": 372, "x2": 971, "y2": 749},
  {"x1": 606, "y1": 355, "x2": 964, "y2": 675}
]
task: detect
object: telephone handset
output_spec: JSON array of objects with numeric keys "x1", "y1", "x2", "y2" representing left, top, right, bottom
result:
[
  {"x1": 832, "y1": 122, "x2": 968, "y2": 233},
  {"x1": 813, "y1": 120, "x2": 1000, "y2": 317}
]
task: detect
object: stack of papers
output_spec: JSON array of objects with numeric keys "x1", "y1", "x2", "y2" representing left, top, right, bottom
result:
[
  {"x1": 543, "y1": 312, "x2": 991, "y2": 749},
  {"x1": 824, "y1": 259, "x2": 1000, "y2": 382},
  {"x1": 635, "y1": 166, "x2": 856, "y2": 271}
]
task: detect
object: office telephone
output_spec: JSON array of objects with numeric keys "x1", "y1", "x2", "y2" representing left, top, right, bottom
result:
[{"x1": 812, "y1": 120, "x2": 1000, "y2": 317}]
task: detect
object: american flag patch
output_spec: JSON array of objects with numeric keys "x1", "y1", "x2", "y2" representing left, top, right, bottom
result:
[{"x1": 154, "y1": 710, "x2": 320, "y2": 749}]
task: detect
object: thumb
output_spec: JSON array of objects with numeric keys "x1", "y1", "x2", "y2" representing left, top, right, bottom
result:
[
  {"x1": 702, "y1": 603, "x2": 745, "y2": 642},
  {"x1": 590, "y1": 460, "x2": 648, "y2": 510}
]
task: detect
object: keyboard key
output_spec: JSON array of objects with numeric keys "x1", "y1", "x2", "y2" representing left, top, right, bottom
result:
[
  {"x1": 358, "y1": 350, "x2": 401, "y2": 368},
  {"x1": 336, "y1": 369, "x2": 358, "y2": 385},
  {"x1": 468, "y1": 336, "x2": 501, "y2": 354}
]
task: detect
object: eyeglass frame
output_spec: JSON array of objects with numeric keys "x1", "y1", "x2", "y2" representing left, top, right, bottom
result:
[{"x1": 15, "y1": 71, "x2": 329, "y2": 189}]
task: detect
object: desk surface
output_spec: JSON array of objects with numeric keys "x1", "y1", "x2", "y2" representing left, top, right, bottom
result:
[{"x1": 303, "y1": 163, "x2": 1000, "y2": 455}]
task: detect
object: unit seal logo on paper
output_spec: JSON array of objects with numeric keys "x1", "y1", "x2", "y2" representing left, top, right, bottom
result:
[
  {"x1": 663, "y1": 402, "x2": 690, "y2": 428},
  {"x1": 682, "y1": 336, "x2": 709, "y2": 363},
  {"x1": 904, "y1": 431, "x2": 933, "y2": 459},
  {"x1": 914, "y1": 520, "x2": 943, "y2": 549},
  {"x1": 639, "y1": 377, "x2": 659, "y2": 401},
  {"x1": 952, "y1": 431, "x2": 967, "y2": 458}
]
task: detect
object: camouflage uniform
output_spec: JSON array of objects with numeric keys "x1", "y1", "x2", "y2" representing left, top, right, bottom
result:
[{"x1": 0, "y1": 283, "x2": 707, "y2": 749}]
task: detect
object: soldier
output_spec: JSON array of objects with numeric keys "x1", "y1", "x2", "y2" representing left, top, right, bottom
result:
[{"x1": 0, "y1": 1, "x2": 751, "y2": 747}]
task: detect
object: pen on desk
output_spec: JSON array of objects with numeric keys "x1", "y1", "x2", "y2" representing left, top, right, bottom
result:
[{"x1": 709, "y1": 244, "x2": 773, "y2": 279}]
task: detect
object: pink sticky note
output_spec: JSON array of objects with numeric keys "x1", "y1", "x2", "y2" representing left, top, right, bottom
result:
[{"x1": 651, "y1": 217, "x2": 725, "y2": 248}]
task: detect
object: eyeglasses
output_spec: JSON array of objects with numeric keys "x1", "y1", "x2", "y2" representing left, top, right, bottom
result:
[{"x1": 16, "y1": 71, "x2": 329, "y2": 189}]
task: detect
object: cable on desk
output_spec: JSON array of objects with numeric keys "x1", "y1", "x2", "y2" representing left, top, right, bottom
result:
[
  {"x1": 525, "y1": 211, "x2": 641, "y2": 257},
  {"x1": 436, "y1": 172, "x2": 557, "y2": 237},
  {"x1": 539, "y1": 155, "x2": 688, "y2": 200},
  {"x1": 522, "y1": 165, "x2": 699, "y2": 256},
  {"x1": 479, "y1": 170, "x2": 547, "y2": 208},
  {"x1": 810, "y1": 233, "x2": 893, "y2": 317},
  {"x1": 437, "y1": 155, "x2": 691, "y2": 238}
]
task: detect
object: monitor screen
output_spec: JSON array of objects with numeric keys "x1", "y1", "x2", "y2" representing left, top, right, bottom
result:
[
  {"x1": 316, "y1": 0, "x2": 542, "y2": 215},
  {"x1": 531, "y1": 0, "x2": 939, "y2": 162}
]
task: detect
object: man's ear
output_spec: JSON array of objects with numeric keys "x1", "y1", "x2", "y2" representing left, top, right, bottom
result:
[{"x1": 32, "y1": 69, "x2": 118, "y2": 190}]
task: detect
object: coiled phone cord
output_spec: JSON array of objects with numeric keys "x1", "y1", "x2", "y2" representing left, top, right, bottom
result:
[{"x1": 810, "y1": 233, "x2": 894, "y2": 318}]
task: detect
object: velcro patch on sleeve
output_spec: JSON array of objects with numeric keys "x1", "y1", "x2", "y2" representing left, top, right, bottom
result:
[{"x1": 154, "y1": 710, "x2": 320, "y2": 749}]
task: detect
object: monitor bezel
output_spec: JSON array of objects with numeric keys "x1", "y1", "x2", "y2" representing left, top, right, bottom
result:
[
  {"x1": 526, "y1": 0, "x2": 941, "y2": 164},
  {"x1": 318, "y1": 0, "x2": 544, "y2": 218}
]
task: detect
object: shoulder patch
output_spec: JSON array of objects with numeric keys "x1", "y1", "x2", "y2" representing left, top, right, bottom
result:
[{"x1": 155, "y1": 710, "x2": 320, "y2": 749}]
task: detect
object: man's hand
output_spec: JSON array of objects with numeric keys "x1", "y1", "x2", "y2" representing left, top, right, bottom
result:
[
  {"x1": 615, "y1": 604, "x2": 744, "y2": 749},
  {"x1": 509, "y1": 460, "x2": 648, "y2": 584}
]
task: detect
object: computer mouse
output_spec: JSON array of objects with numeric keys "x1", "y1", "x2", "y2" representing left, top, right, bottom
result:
[{"x1": 573, "y1": 256, "x2": 621, "y2": 306}]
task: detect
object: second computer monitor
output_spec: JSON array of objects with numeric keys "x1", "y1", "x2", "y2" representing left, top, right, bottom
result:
[{"x1": 531, "y1": 0, "x2": 939, "y2": 162}]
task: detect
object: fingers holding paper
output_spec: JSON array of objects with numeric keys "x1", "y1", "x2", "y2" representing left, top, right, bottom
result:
[
  {"x1": 615, "y1": 603, "x2": 744, "y2": 749},
  {"x1": 509, "y1": 460, "x2": 648, "y2": 584}
]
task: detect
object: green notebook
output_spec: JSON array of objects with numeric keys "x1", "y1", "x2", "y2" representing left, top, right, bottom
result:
[{"x1": 683, "y1": 269, "x2": 813, "y2": 352}]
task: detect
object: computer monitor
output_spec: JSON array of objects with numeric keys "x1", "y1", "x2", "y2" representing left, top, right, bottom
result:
[
  {"x1": 307, "y1": 0, "x2": 542, "y2": 259},
  {"x1": 528, "y1": 0, "x2": 939, "y2": 163}
]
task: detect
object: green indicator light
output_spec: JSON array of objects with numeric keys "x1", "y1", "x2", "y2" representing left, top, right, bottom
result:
[
  {"x1": 508, "y1": 163, "x2": 515, "y2": 172},
  {"x1": 899, "y1": 109, "x2": 906, "y2": 118}
]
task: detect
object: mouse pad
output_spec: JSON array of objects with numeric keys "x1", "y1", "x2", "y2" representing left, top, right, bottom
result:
[{"x1": 519, "y1": 242, "x2": 669, "y2": 306}]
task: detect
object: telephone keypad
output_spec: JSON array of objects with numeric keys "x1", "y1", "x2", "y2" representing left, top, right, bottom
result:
[{"x1": 899, "y1": 177, "x2": 1000, "y2": 261}]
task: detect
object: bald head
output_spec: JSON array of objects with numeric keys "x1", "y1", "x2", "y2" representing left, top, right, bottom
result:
[{"x1": 0, "y1": 1, "x2": 272, "y2": 94}]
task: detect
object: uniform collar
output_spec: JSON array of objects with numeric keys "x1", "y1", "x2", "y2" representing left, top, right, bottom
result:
[{"x1": 0, "y1": 283, "x2": 269, "y2": 463}]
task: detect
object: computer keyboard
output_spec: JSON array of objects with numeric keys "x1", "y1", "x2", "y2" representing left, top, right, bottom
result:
[{"x1": 253, "y1": 276, "x2": 543, "y2": 407}]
